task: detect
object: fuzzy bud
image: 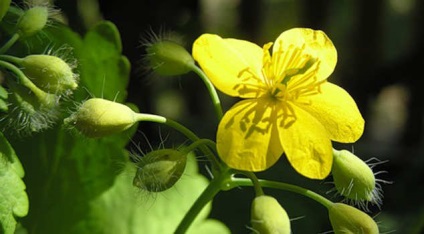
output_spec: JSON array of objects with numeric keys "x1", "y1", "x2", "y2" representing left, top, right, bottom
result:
[
  {"x1": 64, "y1": 98, "x2": 136, "y2": 138},
  {"x1": 20, "y1": 55, "x2": 78, "y2": 94},
  {"x1": 146, "y1": 40, "x2": 195, "y2": 76},
  {"x1": 1, "y1": 80, "x2": 60, "y2": 135},
  {"x1": 16, "y1": 6, "x2": 48, "y2": 37},
  {"x1": 332, "y1": 149, "x2": 377, "y2": 203},
  {"x1": 251, "y1": 195, "x2": 291, "y2": 234},
  {"x1": 0, "y1": 0, "x2": 11, "y2": 22},
  {"x1": 133, "y1": 149, "x2": 187, "y2": 192},
  {"x1": 328, "y1": 203, "x2": 379, "y2": 234}
]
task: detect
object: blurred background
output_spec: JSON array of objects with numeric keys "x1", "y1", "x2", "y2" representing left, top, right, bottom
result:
[{"x1": 23, "y1": 0, "x2": 424, "y2": 233}]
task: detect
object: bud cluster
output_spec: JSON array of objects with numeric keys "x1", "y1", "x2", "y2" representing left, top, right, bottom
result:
[{"x1": 0, "y1": 2, "x2": 78, "y2": 135}]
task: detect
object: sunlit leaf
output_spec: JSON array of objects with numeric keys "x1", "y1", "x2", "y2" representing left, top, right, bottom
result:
[{"x1": 0, "y1": 132, "x2": 28, "y2": 234}]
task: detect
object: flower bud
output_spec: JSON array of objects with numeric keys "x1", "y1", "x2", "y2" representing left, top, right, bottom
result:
[
  {"x1": 0, "y1": 0, "x2": 11, "y2": 22},
  {"x1": 328, "y1": 203, "x2": 379, "y2": 234},
  {"x1": 1, "y1": 80, "x2": 60, "y2": 135},
  {"x1": 145, "y1": 40, "x2": 195, "y2": 76},
  {"x1": 20, "y1": 55, "x2": 78, "y2": 94},
  {"x1": 133, "y1": 149, "x2": 187, "y2": 192},
  {"x1": 251, "y1": 195, "x2": 291, "y2": 234},
  {"x1": 64, "y1": 98, "x2": 137, "y2": 138},
  {"x1": 17, "y1": 6, "x2": 48, "y2": 37},
  {"x1": 332, "y1": 149, "x2": 377, "y2": 203}
]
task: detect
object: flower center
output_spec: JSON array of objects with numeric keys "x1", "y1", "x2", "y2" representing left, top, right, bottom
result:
[{"x1": 262, "y1": 41, "x2": 323, "y2": 102}]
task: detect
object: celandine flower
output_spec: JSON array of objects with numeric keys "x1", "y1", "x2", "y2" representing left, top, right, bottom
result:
[{"x1": 193, "y1": 28, "x2": 364, "y2": 179}]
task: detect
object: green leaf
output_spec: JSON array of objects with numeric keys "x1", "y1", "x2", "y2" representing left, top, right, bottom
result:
[
  {"x1": 80, "y1": 154, "x2": 230, "y2": 234},
  {"x1": 0, "y1": 132, "x2": 29, "y2": 234},
  {"x1": 13, "y1": 126, "x2": 135, "y2": 234},
  {"x1": 75, "y1": 21, "x2": 130, "y2": 102}
]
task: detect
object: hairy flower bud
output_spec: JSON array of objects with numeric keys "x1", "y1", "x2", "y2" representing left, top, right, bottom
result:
[
  {"x1": 251, "y1": 195, "x2": 291, "y2": 234},
  {"x1": 328, "y1": 203, "x2": 379, "y2": 234},
  {"x1": 17, "y1": 6, "x2": 48, "y2": 37},
  {"x1": 20, "y1": 55, "x2": 78, "y2": 94},
  {"x1": 332, "y1": 149, "x2": 379, "y2": 205},
  {"x1": 64, "y1": 98, "x2": 137, "y2": 138},
  {"x1": 0, "y1": 0, "x2": 11, "y2": 22},
  {"x1": 1, "y1": 79, "x2": 60, "y2": 135},
  {"x1": 145, "y1": 40, "x2": 195, "y2": 76},
  {"x1": 133, "y1": 149, "x2": 187, "y2": 192}
]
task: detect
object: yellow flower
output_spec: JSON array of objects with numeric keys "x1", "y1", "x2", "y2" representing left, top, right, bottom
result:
[{"x1": 192, "y1": 28, "x2": 364, "y2": 179}]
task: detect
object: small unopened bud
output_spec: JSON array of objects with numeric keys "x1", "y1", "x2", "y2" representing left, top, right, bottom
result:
[
  {"x1": 145, "y1": 40, "x2": 195, "y2": 76},
  {"x1": 328, "y1": 203, "x2": 379, "y2": 234},
  {"x1": 1, "y1": 80, "x2": 60, "y2": 135},
  {"x1": 0, "y1": 0, "x2": 11, "y2": 22},
  {"x1": 133, "y1": 149, "x2": 187, "y2": 192},
  {"x1": 251, "y1": 195, "x2": 291, "y2": 234},
  {"x1": 17, "y1": 6, "x2": 48, "y2": 37},
  {"x1": 64, "y1": 98, "x2": 136, "y2": 138},
  {"x1": 332, "y1": 149, "x2": 378, "y2": 204},
  {"x1": 20, "y1": 55, "x2": 78, "y2": 94}
]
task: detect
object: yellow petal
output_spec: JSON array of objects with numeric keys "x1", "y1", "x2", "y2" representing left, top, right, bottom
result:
[
  {"x1": 192, "y1": 34, "x2": 267, "y2": 98},
  {"x1": 297, "y1": 82, "x2": 365, "y2": 142},
  {"x1": 216, "y1": 98, "x2": 283, "y2": 171},
  {"x1": 279, "y1": 103, "x2": 333, "y2": 179},
  {"x1": 273, "y1": 28, "x2": 337, "y2": 82}
]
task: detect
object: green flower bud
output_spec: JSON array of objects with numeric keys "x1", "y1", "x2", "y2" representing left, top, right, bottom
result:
[
  {"x1": 1, "y1": 80, "x2": 60, "y2": 135},
  {"x1": 251, "y1": 195, "x2": 291, "y2": 234},
  {"x1": 133, "y1": 149, "x2": 187, "y2": 192},
  {"x1": 0, "y1": 0, "x2": 11, "y2": 22},
  {"x1": 328, "y1": 203, "x2": 379, "y2": 234},
  {"x1": 332, "y1": 149, "x2": 379, "y2": 204},
  {"x1": 146, "y1": 40, "x2": 195, "y2": 76},
  {"x1": 64, "y1": 98, "x2": 137, "y2": 138},
  {"x1": 20, "y1": 55, "x2": 78, "y2": 94},
  {"x1": 17, "y1": 6, "x2": 48, "y2": 37}
]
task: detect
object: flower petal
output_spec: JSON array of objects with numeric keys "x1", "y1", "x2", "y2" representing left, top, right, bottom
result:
[
  {"x1": 298, "y1": 82, "x2": 365, "y2": 142},
  {"x1": 273, "y1": 28, "x2": 337, "y2": 82},
  {"x1": 279, "y1": 103, "x2": 333, "y2": 179},
  {"x1": 217, "y1": 98, "x2": 283, "y2": 171},
  {"x1": 192, "y1": 34, "x2": 267, "y2": 98}
]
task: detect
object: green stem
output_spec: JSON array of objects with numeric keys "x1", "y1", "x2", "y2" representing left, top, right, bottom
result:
[
  {"x1": 174, "y1": 168, "x2": 233, "y2": 234},
  {"x1": 134, "y1": 113, "x2": 222, "y2": 171},
  {"x1": 0, "y1": 33, "x2": 20, "y2": 54},
  {"x1": 183, "y1": 138, "x2": 218, "y2": 155},
  {"x1": 243, "y1": 172, "x2": 264, "y2": 196},
  {"x1": 229, "y1": 178, "x2": 333, "y2": 209},
  {"x1": 189, "y1": 64, "x2": 223, "y2": 120},
  {"x1": 0, "y1": 54, "x2": 23, "y2": 64}
]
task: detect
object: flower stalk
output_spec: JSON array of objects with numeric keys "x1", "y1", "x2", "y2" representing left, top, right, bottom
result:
[
  {"x1": 174, "y1": 168, "x2": 233, "y2": 234},
  {"x1": 134, "y1": 113, "x2": 223, "y2": 171},
  {"x1": 188, "y1": 63, "x2": 223, "y2": 120}
]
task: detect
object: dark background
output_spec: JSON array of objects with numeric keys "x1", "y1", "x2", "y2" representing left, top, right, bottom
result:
[{"x1": 46, "y1": 0, "x2": 424, "y2": 233}]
